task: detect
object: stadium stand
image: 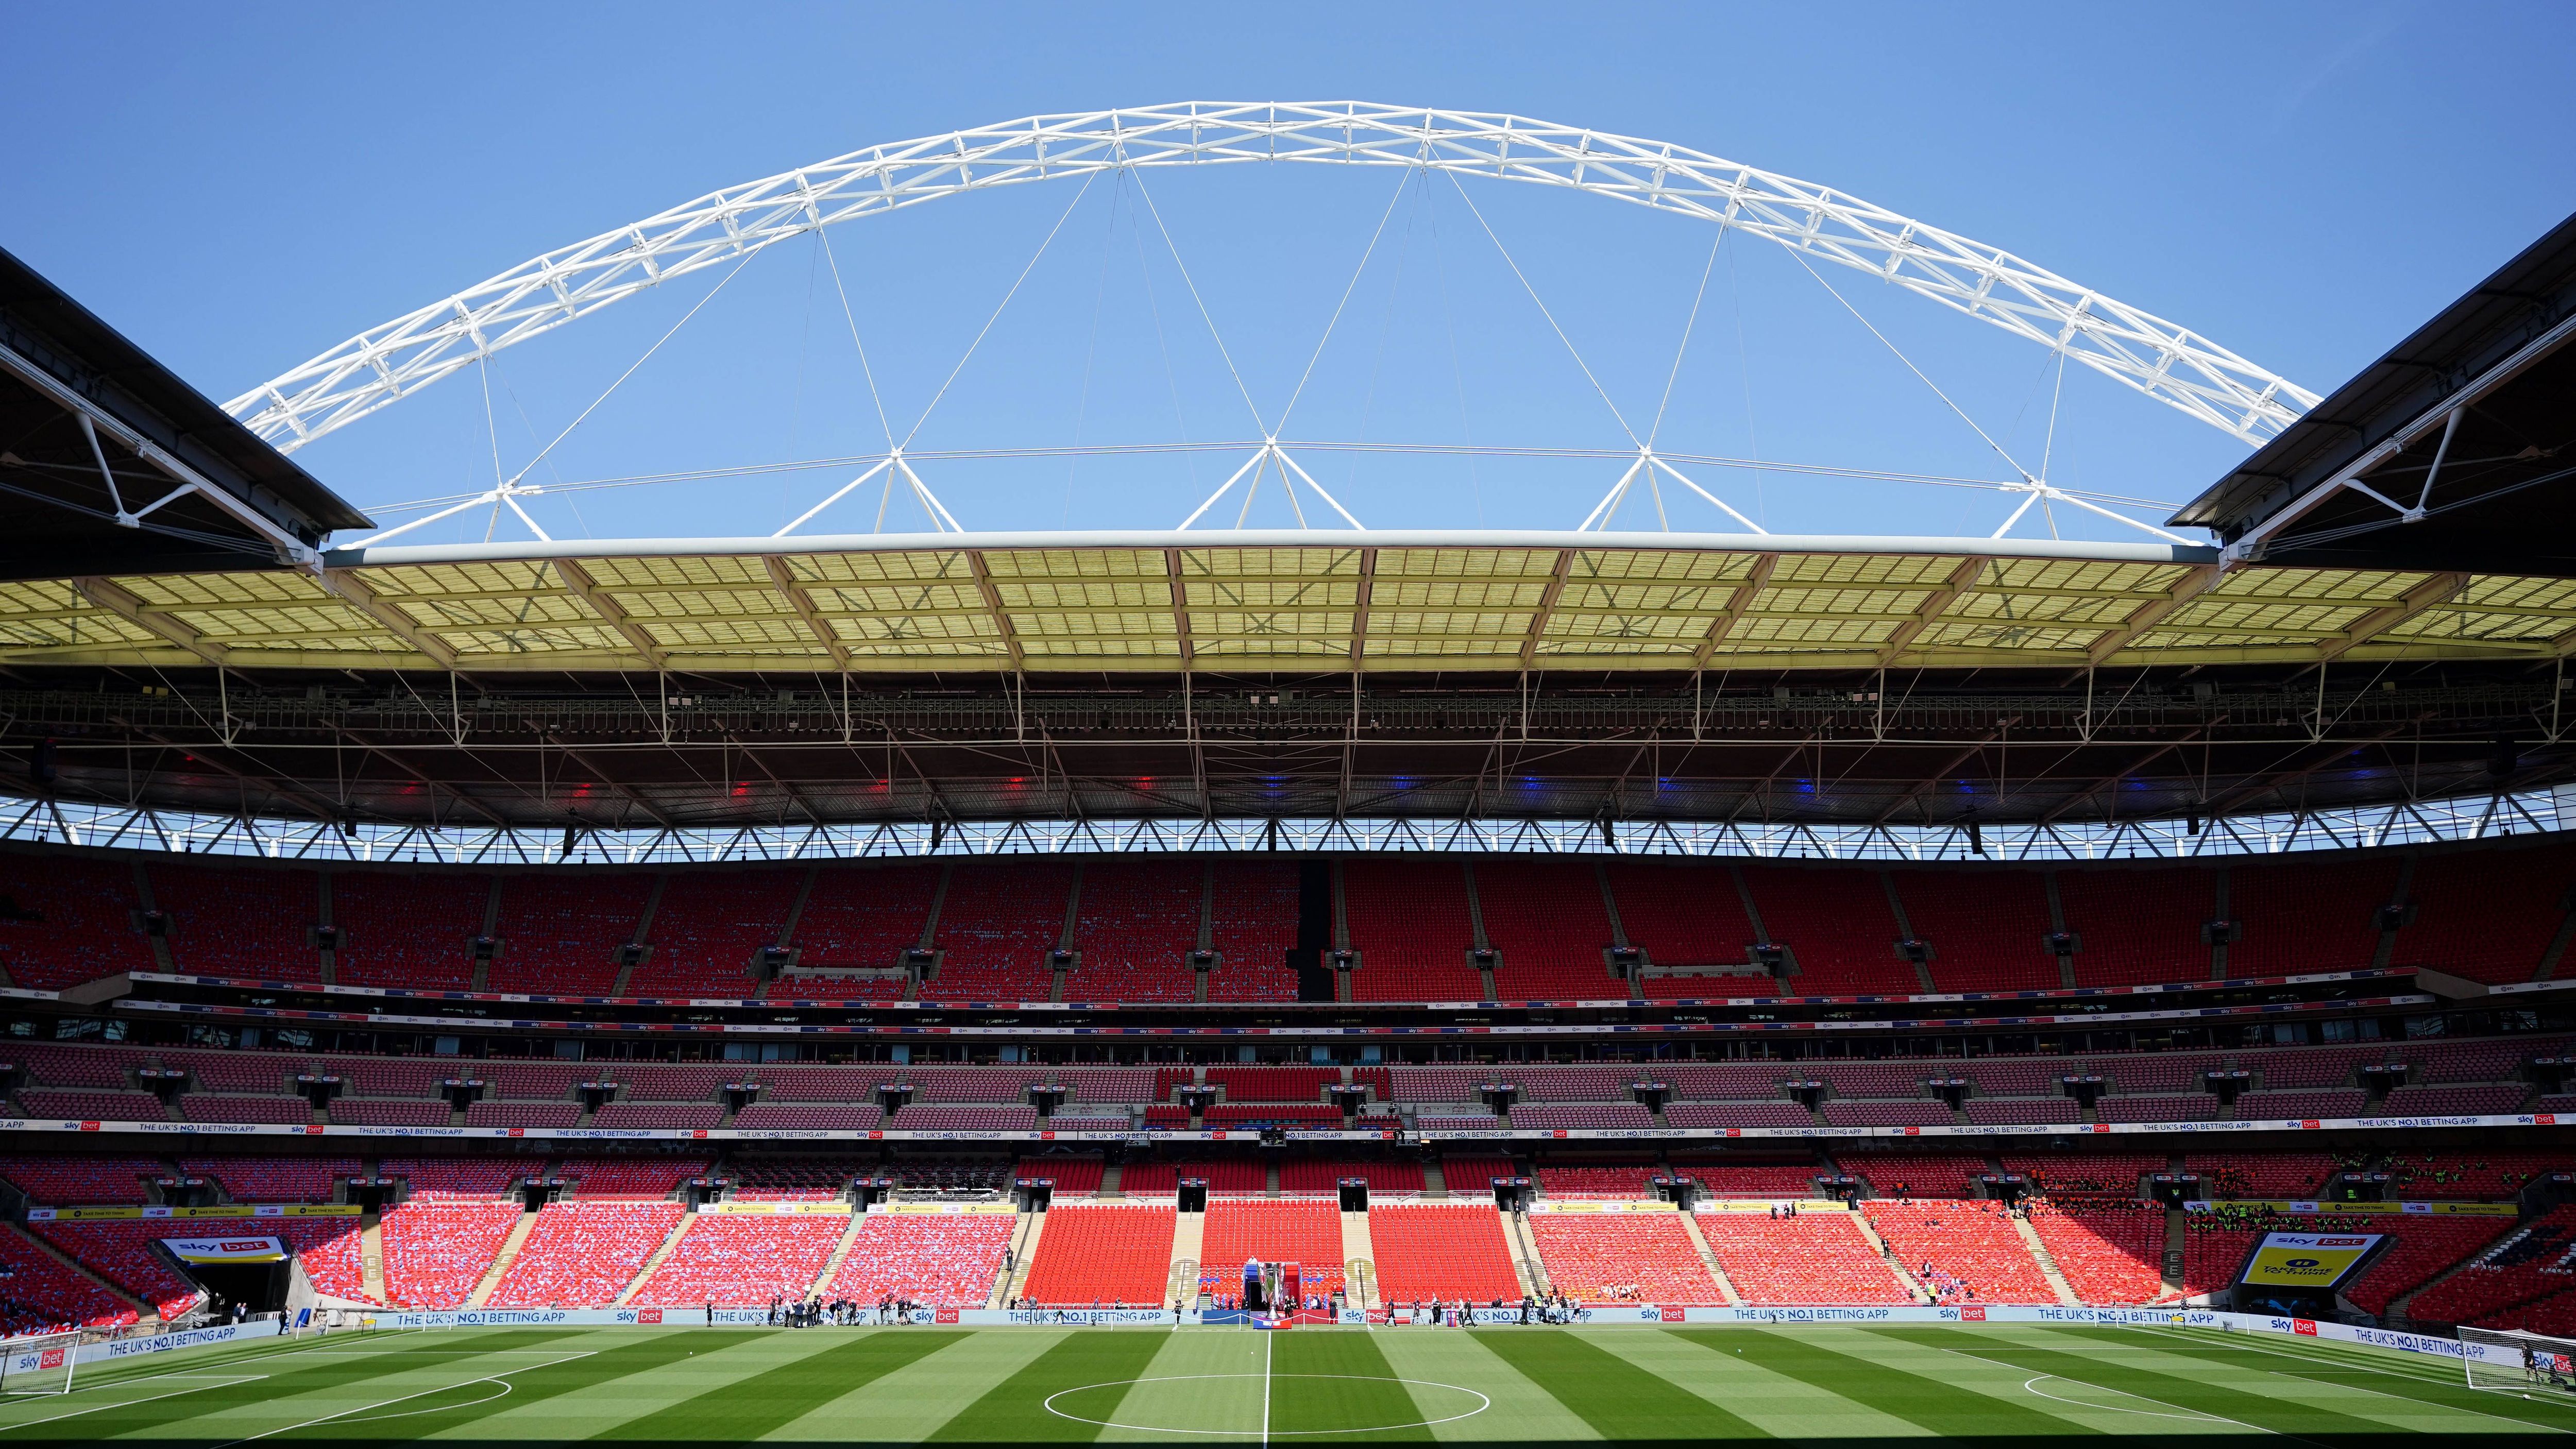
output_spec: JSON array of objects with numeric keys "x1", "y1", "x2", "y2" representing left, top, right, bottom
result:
[
  {"x1": 1343, "y1": 858, "x2": 1485, "y2": 999},
  {"x1": 562, "y1": 1156, "x2": 707, "y2": 1197},
  {"x1": 887, "y1": 1105, "x2": 1039, "y2": 1132},
  {"x1": 1019, "y1": 1203, "x2": 1175, "y2": 1305},
  {"x1": 791, "y1": 864, "x2": 939, "y2": 971},
  {"x1": 634, "y1": 1211, "x2": 848, "y2": 1305},
  {"x1": 1509, "y1": 1103, "x2": 1654, "y2": 1131},
  {"x1": 467, "y1": 1102, "x2": 582, "y2": 1129},
  {"x1": 2397, "y1": 843, "x2": 2576, "y2": 984},
  {"x1": 733, "y1": 1104, "x2": 883, "y2": 1131},
  {"x1": 0, "y1": 1224, "x2": 138, "y2": 1334},
  {"x1": 921, "y1": 859, "x2": 1073, "y2": 1001},
  {"x1": 488, "y1": 873, "x2": 653, "y2": 996},
  {"x1": 1694, "y1": 1211, "x2": 1910, "y2": 1304},
  {"x1": 630, "y1": 869, "x2": 801, "y2": 995},
  {"x1": 23, "y1": 1220, "x2": 204, "y2": 1318},
  {"x1": 1439, "y1": 1156, "x2": 1521, "y2": 1193},
  {"x1": 383, "y1": 1157, "x2": 530, "y2": 1200},
  {"x1": 1604, "y1": 860, "x2": 1754, "y2": 969},
  {"x1": 2385, "y1": 1151, "x2": 2569, "y2": 1199},
  {"x1": 282, "y1": 1216, "x2": 373, "y2": 1302},
  {"x1": 729, "y1": 1157, "x2": 868, "y2": 1201},
  {"x1": 180, "y1": 1157, "x2": 358, "y2": 1203},
  {"x1": 1207, "y1": 1066, "x2": 1336, "y2": 1102},
  {"x1": 2236, "y1": 1089, "x2": 2371, "y2": 1120},
  {"x1": 0, "y1": 1156, "x2": 165, "y2": 1205},
  {"x1": 181, "y1": 1095, "x2": 311, "y2": 1124},
  {"x1": 1201, "y1": 1199, "x2": 1345, "y2": 1293},
  {"x1": 2052, "y1": 865, "x2": 2211, "y2": 987},
  {"x1": 0, "y1": 854, "x2": 156, "y2": 990},
  {"x1": 1206, "y1": 861, "x2": 1299, "y2": 1001},
  {"x1": 1019, "y1": 1156, "x2": 1107, "y2": 1196},
  {"x1": 328, "y1": 870, "x2": 486, "y2": 989},
  {"x1": 152, "y1": 863, "x2": 323, "y2": 979},
  {"x1": 826, "y1": 1211, "x2": 1014, "y2": 1306},
  {"x1": 2005, "y1": 1155, "x2": 2163, "y2": 1197},
  {"x1": 1276, "y1": 1160, "x2": 1423, "y2": 1195},
  {"x1": 593, "y1": 1103, "x2": 724, "y2": 1130},
  {"x1": 1891, "y1": 868, "x2": 2062, "y2": 993},
  {"x1": 2228, "y1": 857, "x2": 2399, "y2": 976},
  {"x1": 2403, "y1": 1206, "x2": 2576, "y2": 1325},
  {"x1": 1068, "y1": 860, "x2": 1201, "y2": 1003},
  {"x1": 1664, "y1": 1102, "x2": 1816, "y2": 1129},
  {"x1": 1675, "y1": 1163, "x2": 1823, "y2": 1198},
  {"x1": 1536, "y1": 1164, "x2": 1662, "y2": 1198},
  {"x1": 379, "y1": 1201, "x2": 524, "y2": 1307},
  {"x1": 1474, "y1": 858, "x2": 1617, "y2": 998},
  {"x1": 1527, "y1": 1210, "x2": 1724, "y2": 1304},
  {"x1": 1845, "y1": 1154, "x2": 1989, "y2": 1199},
  {"x1": 2025, "y1": 1199, "x2": 2167, "y2": 1304},
  {"x1": 486, "y1": 1201, "x2": 684, "y2": 1306},
  {"x1": 16, "y1": 1089, "x2": 164, "y2": 1123},
  {"x1": 1368, "y1": 1203, "x2": 1522, "y2": 1303},
  {"x1": 330, "y1": 1100, "x2": 452, "y2": 1127},
  {"x1": 1738, "y1": 865, "x2": 1918, "y2": 995},
  {"x1": 2185, "y1": 1154, "x2": 2341, "y2": 1199},
  {"x1": 1862, "y1": 1199, "x2": 2057, "y2": 1303},
  {"x1": 1822, "y1": 1100, "x2": 1955, "y2": 1127}
]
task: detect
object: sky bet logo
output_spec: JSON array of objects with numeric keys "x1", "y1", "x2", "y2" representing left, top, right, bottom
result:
[{"x1": 2312, "y1": 1237, "x2": 2369, "y2": 1247}]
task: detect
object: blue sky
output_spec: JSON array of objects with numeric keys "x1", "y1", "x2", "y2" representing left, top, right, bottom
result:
[{"x1": 6, "y1": 2, "x2": 2571, "y2": 546}]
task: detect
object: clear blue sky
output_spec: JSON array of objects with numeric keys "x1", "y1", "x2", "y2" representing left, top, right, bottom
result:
[{"x1": 7, "y1": 2, "x2": 2572, "y2": 545}]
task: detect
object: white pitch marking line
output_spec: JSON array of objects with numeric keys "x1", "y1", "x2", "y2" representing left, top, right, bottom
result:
[
  {"x1": 1937, "y1": 1348, "x2": 2295, "y2": 1442},
  {"x1": 1041, "y1": 1373, "x2": 1491, "y2": 1438},
  {"x1": 2265, "y1": 1371, "x2": 2572, "y2": 1432},
  {"x1": 0, "y1": 1376, "x2": 265, "y2": 1433},
  {"x1": 208, "y1": 1351, "x2": 594, "y2": 1447},
  {"x1": 1262, "y1": 1332, "x2": 1272, "y2": 1447},
  {"x1": 2019, "y1": 1374, "x2": 2232, "y2": 1422}
]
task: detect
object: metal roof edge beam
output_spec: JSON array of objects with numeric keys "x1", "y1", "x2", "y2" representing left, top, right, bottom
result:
[
  {"x1": 70, "y1": 577, "x2": 226, "y2": 667},
  {"x1": 2316, "y1": 572, "x2": 2469, "y2": 663},
  {"x1": 548, "y1": 558, "x2": 665, "y2": 668},
  {"x1": 964, "y1": 549, "x2": 1025, "y2": 671},
  {"x1": 761, "y1": 555, "x2": 852, "y2": 670},
  {"x1": 1876, "y1": 556, "x2": 1988, "y2": 666},
  {"x1": 315, "y1": 570, "x2": 457, "y2": 669}
]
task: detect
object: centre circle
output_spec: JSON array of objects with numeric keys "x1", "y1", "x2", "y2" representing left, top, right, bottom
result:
[{"x1": 1042, "y1": 1373, "x2": 1492, "y2": 1437}]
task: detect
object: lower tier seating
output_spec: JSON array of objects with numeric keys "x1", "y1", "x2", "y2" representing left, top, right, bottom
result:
[
  {"x1": 280, "y1": 1217, "x2": 371, "y2": 1302},
  {"x1": 2406, "y1": 1206, "x2": 2576, "y2": 1326},
  {"x1": 485, "y1": 1202, "x2": 683, "y2": 1307},
  {"x1": 380, "y1": 1202, "x2": 525, "y2": 1307},
  {"x1": 1528, "y1": 1211, "x2": 1723, "y2": 1304},
  {"x1": 826, "y1": 1212, "x2": 1015, "y2": 1306},
  {"x1": 2026, "y1": 1199, "x2": 2167, "y2": 1304},
  {"x1": 1200, "y1": 1200, "x2": 1346, "y2": 1294},
  {"x1": 1694, "y1": 1211, "x2": 1910, "y2": 1304},
  {"x1": 1367, "y1": 1204, "x2": 1521, "y2": 1303},
  {"x1": 0, "y1": 1224, "x2": 138, "y2": 1336},
  {"x1": 1862, "y1": 1200, "x2": 2057, "y2": 1304},
  {"x1": 26, "y1": 1221, "x2": 205, "y2": 1318},
  {"x1": 1020, "y1": 1204, "x2": 1176, "y2": 1306},
  {"x1": 634, "y1": 1212, "x2": 848, "y2": 1306}
]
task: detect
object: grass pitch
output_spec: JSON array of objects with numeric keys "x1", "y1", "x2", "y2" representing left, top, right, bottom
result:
[{"x1": 2, "y1": 1323, "x2": 2569, "y2": 1445}]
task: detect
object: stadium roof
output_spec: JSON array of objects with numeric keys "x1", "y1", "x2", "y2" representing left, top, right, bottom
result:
[{"x1": 2, "y1": 530, "x2": 2574, "y2": 676}]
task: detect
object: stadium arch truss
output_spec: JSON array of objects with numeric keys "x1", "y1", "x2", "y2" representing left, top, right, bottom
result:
[{"x1": 224, "y1": 102, "x2": 2319, "y2": 452}]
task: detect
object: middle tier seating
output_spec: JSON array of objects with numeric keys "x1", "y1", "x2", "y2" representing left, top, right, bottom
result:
[
  {"x1": 1367, "y1": 1203, "x2": 1521, "y2": 1303},
  {"x1": 179, "y1": 1156, "x2": 359, "y2": 1204},
  {"x1": 1844, "y1": 1153, "x2": 1989, "y2": 1199},
  {"x1": 1528, "y1": 1210, "x2": 1724, "y2": 1304},
  {"x1": 826, "y1": 1211, "x2": 1015, "y2": 1306},
  {"x1": 0, "y1": 1156, "x2": 167, "y2": 1205}
]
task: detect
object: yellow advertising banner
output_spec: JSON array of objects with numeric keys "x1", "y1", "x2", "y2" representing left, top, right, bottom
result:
[
  {"x1": 2239, "y1": 1232, "x2": 2385, "y2": 1289},
  {"x1": 31, "y1": 1204, "x2": 361, "y2": 1221}
]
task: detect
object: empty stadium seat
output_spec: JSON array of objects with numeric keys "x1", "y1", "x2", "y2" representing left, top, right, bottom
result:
[
  {"x1": 380, "y1": 1201, "x2": 524, "y2": 1307},
  {"x1": 486, "y1": 1201, "x2": 683, "y2": 1306},
  {"x1": 826, "y1": 1211, "x2": 1014, "y2": 1305},
  {"x1": 1368, "y1": 1203, "x2": 1520, "y2": 1302},
  {"x1": 633, "y1": 1211, "x2": 848, "y2": 1305},
  {"x1": 1529, "y1": 1211, "x2": 1723, "y2": 1304},
  {"x1": 1020, "y1": 1203, "x2": 1175, "y2": 1305},
  {"x1": 1862, "y1": 1199, "x2": 2055, "y2": 1303},
  {"x1": 1695, "y1": 1211, "x2": 1909, "y2": 1304}
]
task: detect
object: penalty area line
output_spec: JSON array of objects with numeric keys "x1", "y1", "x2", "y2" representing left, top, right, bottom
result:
[
  {"x1": 205, "y1": 1351, "x2": 595, "y2": 1447},
  {"x1": 0, "y1": 1376, "x2": 266, "y2": 1433}
]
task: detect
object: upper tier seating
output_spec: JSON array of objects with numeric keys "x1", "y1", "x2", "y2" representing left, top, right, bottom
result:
[
  {"x1": 826, "y1": 1211, "x2": 1014, "y2": 1305},
  {"x1": 1207, "y1": 1066, "x2": 1337, "y2": 1102},
  {"x1": 1206, "y1": 862, "x2": 1299, "y2": 1001},
  {"x1": 1201, "y1": 1199, "x2": 1346, "y2": 1292},
  {"x1": 1739, "y1": 865, "x2": 1918, "y2": 995},
  {"x1": 27, "y1": 1220, "x2": 205, "y2": 1317},
  {"x1": 1675, "y1": 1163, "x2": 1823, "y2": 1197},
  {"x1": 630, "y1": 869, "x2": 801, "y2": 995},
  {"x1": 1020, "y1": 1204, "x2": 1176, "y2": 1305},
  {"x1": 466, "y1": 1102, "x2": 582, "y2": 1129},
  {"x1": 620, "y1": 1065, "x2": 735, "y2": 1100},
  {"x1": 379, "y1": 1201, "x2": 524, "y2": 1306},
  {"x1": 908, "y1": 1067, "x2": 1045, "y2": 1103},
  {"x1": 886, "y1": 1105, "x2": 1038, "y2": 1132},
  {"x1": 1891, "y1": 868, "x2": 2061, "y2": 992},
  {"x1": 1964, "y1": 1098, "x2": 2081, "y2": 1124},
  {"x1": 181, "y1": 1095, "x2": 312, "y2": 1124},
  {"x1": 1475, "y1": 858, "x2": 1617, "y2": 998},
  {"x1": 0, "y1": 855, "x2": 155, "y2": 990},
  {"x1": 2053, "y1": 865, "x2": 2212, "y2": 987},
  {"x1": 2227, "y1": 857, "x2": 2400, "y2": 976},
  {"x1": 792, "y1": 864, "x2": 939, "y2": 970},
  {"x1": 1343, "y1": 859, "x2": 1485, "y2": 1000},
  {"x1": 180, "y1": 1156, "x2": 359, "y2": 1203},
  {"x1": 1368, "y1": 1203, "x2": 1522, "y2": 1302},
  {"x1": 0, "y1": 1224, "x2": 138, "y2": 1335},
  {"x1": 2384, "y1": 1083, "x2": 2530, "y2": 1116},
  {"x1": 330, "y1": 870, "x2": 486, "y2": 989},
  {"x1": 1821, "y1": 1100, "x2": 1954, "y2": 1127},
  {"x1": 753, "y1": 1065, "x2": 878, "y2": 1101},
  {"x1": 922, "y1": 860, "x2": 1073, "y2": 1001},
  {"x1": 1604, "y1": 860, "x2": 1755, "y2": 969},
  {"x1": 2025, "y1": 1199, "x2": 2166, "y2": 1304},
  {"x1": 731, "y1": 1104, "x2": 882, "y2": 1131},
  {"x1": 1664, "y1": 1103, "x2": 1816, "y2": 1129},
  {"x1": 1528, "y1": 1211, "x2": 1723, "y2": 1303},
  {"x1": 634, "y1": 1211, "x2": 848, "y2": 1305},
  {"x1": 1512, "y1": 1066, "x2": 1642, "y2": 1101},
  {"x1": 1862, "y1": 1199, "x2": 2057, "y2": 1303},
  {"x1": 154, "y1": 863, "x2": 323, "y2": 979},
  {"x1": 1059, "y1": 1068, "x2": 1157, "y2": 1104},
  {"x1": 2397, "y1": 843, "x2": 2576, "y2": 984},
  {"x1": 1508, "y1": 1103, "x2": 1654, "y2": 1131},
  {"x1": 1202, "y1": 1105, "x2": 1341, "y2": 1127},
  {"x1": 0, "y1": 1156, "x2": 166, "y2": 1205},
  {"x1": 1537, "y1": 1164, "x2": 1662, "y2": 1198},
  {"x1": 2096, "y1": 1094, "x2": 2219, "y2": 1123},
  {"x1": 2185, "y1": 1154, "x2": 2340, "y2": 1199},
  {"x1": 489, "y1": 873, "x2": 653, "y2": 995},
  {"x1": 1695, "y1": 1211, "x2": 1909, "y2": 1304},
  {"x1": 592, "y1": 1103, "x2": 724, "y2": 1130},
  {"x1": 485, "y1": 1201, "x2": 683, "y2": 1306},
  {"x1": 2236, "y1": 1089, "x2": 2371, "y2": 1120},
  {"x1": 1069, "y1": 860, "x2": 1202, "y2": 1003}
]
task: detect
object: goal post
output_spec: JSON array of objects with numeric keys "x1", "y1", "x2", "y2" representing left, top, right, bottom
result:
[
  {"x1": 2462, "y1": 1326, "x2": 2576, "y2": 1396},
  {"x1": 0, "y1": 1334, "x2": 79, "y2": 1396}
]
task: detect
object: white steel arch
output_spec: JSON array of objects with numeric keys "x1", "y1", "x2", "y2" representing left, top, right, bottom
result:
[{"x1": 226, "y1": 100, "x2": 2319, "y2": 452}]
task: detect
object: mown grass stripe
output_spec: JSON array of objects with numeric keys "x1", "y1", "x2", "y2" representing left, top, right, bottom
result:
[
  {"x1": 1673, "y1": 1327, "x2": 2101, "y2": 1438},
  {"x1": 1272, "y1": 1328, "x2": 1436, "y2": 1441},
  {"x1": 1874, "y1": 1328, "x2": 2398, "y2": 1439},
  {"x1": 1481, "y1": 1328, "x2": 1770, "y2": 1440},
  {"x1": 592, "y1": 1329, "x2": 956, "y2": 1441},
  {"x1": 295, "y1": 1328, "x2": 735, "y2": 1441},
  {"x1": 928, "y1": 1331, "x2": 1171, "y2": 1442},
  {"x1": 0, "y1": 1327, "x2": 601, "y2": 1441},
  {"x1": 2088, "y1": 1326, "x2": 2576, "y2": 1435}
]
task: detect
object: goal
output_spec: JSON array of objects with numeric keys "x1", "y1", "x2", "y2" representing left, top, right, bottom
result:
[
  {"x1": 2462, "y1": 1325, "x2": 2576, "y2": 1396},
  {"x1": 0, "y1": 1334, "x2": 78, "y2": 1396}
]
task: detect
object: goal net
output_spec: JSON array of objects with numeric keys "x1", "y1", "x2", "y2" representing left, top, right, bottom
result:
[
  {"x1": 2462, "y1": 1326, "x2": 2576, "y2": 1396},
  {"x1": 0, "y1": 1334, "x2": 78, "y2": 1396}
]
